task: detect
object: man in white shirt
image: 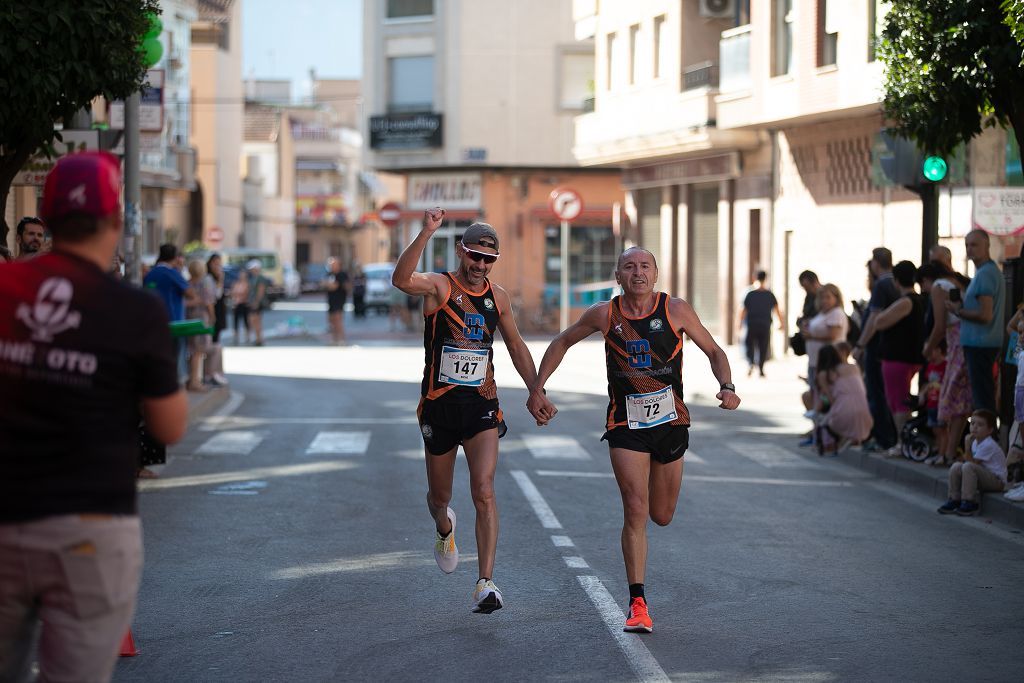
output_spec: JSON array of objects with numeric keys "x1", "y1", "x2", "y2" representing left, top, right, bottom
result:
[{"x1": 938, "y1": 409, "x2": 1007, "y2": 516}]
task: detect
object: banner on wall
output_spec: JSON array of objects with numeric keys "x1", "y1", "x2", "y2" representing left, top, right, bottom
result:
[{"x1": 973, "y1": 187, "x2": 1024, "y2": 235}]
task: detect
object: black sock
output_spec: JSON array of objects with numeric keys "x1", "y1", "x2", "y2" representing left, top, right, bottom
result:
[
  {"x1": 478, "y1": 577, "x2": 490, "y2": 583},
  {"x1": 629, "y1": 583, "x2": 645, "y2": 600}
]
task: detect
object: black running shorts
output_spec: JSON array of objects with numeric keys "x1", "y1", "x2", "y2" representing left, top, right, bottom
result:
[
  {"x1": 418, "y1": 397, "x2": 507, "y2": 455},
  {"x1": 601, "y1": 424, "x2": 689, "y2": 464}
]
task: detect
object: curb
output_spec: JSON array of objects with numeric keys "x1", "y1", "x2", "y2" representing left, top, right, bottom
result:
[{"x1": 830, "y1": 447, "x2": 1024, "y2": 530}]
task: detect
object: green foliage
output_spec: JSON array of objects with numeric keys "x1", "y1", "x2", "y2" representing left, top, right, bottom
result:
[
  {"x1": 1005, "y1": 1, "x2": 1024, "y2": 51},
  {"x1": 0, "y1": 0, "x2": 159, "y2": 239},
  {"x1": 880, "y1": 0, "x2": 1024, "y2": 162}
]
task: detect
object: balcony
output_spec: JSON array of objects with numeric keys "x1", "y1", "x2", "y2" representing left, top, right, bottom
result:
[
  {"x1": 719, "y1": 25, "x2": 752, "y2": 94},
  {"x1": 683, "y1": 62, "x2": 719, "y2": 91}
]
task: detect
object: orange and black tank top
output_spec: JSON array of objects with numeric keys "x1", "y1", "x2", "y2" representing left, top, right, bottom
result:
[
  {"x1": 604, "y1": 292, "x2": 689, "y2": 430},
  {"x1": 422, "y1": 273, "x2": 501, "y2": 402}
]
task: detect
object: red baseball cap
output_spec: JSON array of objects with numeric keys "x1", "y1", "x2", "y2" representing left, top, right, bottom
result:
[{"x1": 40, "y1": 151, "x2": 122, "y2": 223}]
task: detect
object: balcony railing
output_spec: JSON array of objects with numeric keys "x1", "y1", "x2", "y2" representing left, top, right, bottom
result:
[
  {"x1": 682, "y1": 61, "x2": 719, "y2": 91},
  {"x1": 719, "y1": 25, "x2": 752, "y2": 93}
]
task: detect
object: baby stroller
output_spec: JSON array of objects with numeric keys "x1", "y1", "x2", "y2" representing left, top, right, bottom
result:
[{"x1": 900, "y1": 396, "x2": 935, "y2": 462}]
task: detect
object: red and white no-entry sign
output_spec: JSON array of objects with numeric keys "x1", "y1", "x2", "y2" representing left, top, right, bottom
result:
[
  {"x1": 379, "y1": 202, "x2": 402, "y2": 228},
  {"x1": 549, "y1": 188, "x2": 583, "y2": 222},
  {"x1": 206, "y1": 226, "x2": 224, "y2": 245}
]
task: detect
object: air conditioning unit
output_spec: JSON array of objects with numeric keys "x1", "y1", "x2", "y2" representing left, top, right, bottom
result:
[{"x1": 700, "y1": 0, "x2": 735, "y2": 19}]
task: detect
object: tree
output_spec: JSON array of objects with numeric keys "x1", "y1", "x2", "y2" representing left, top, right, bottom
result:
[
  {"x1": 880, "y1": 0, "x2": 1024, "y2": 174},
  {"x1": 0, "y1": 0, "x2": 159, "y2": 244}
]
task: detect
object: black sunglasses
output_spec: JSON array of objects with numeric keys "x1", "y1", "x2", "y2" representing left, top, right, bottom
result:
[{"x1": 463, "y1": 246, "x2": 498, "y2": 264}]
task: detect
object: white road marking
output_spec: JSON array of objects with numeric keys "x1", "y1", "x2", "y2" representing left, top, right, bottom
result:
[
  {"x1": 521, "y1": 434, "x2": 590, "y2": 459},
  {"x1": 196, "y1": 431, "x2": 265, "y2": 455},
  {"x1": 203, "y1": 415, "x2": 418, "y2": 431},
  {"x1": 535, "y1": 470, "x2": 854, "y2": 487},
  {"x1": 576, "y1": 576, "x2": 670, "y2": 683},
  {"x1": 563, "y1": 556, "x2": 589, "y2": 569},
  {"x1": 139, "y1": 461, "x2": 355, "y2": 491},
  {"x1": 728, "y1": 441, "x2": 813, "y2": 468},
  {"x1": 510, "y1": 470, "x2": 563, "y2": 529},
  {"x1": 683, "y1": 452, "x2": 707, "y2": 464},
  {"x1": 209, "y1": 481, "x2": 268, "y2": 496},
  {"x1": 551, "y1": 535, "x2": 574, "y2": 547},
  {"x1": 305, "y1": 431, "x2": 371, "y2": 455},
  {"x1": 270, "y1": 301, "x2": 328, "y2": 312},
  {"x1": 271, "y1": 551, "x2": 480, "y2": 579}
]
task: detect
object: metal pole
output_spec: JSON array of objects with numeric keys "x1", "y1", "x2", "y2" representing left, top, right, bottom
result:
[
  {"x1": 124, "y1": 91, "x2": 141, "y2": 283},
  {"x1": 560, "y1": 219, "x2": 569, "y2": 331}
]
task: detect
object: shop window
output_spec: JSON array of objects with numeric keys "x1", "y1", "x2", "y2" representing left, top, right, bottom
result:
[{"x1": 544, "y1": 225, "x2": 617, "y2": 307}]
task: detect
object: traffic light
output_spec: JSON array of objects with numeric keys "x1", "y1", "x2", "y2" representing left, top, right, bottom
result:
[{"x1": 922, "y1": 156, "x2": 948, "y2": 182}]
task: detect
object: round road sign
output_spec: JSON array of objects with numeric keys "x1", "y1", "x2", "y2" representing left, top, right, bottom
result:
[
  {"x1": 207, "y1": 226, "x2": 224, "y2": 245},
  {"x1": 550, "y1": 188, "x2": 583, "y2": 222},
  {"x1": 379, "y1": 202, "x2": 402, "y2": 228}
]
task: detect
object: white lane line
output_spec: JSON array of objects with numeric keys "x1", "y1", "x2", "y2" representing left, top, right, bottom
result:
[
  {"x1": 139, "y1": 461, "x2": 356, "y2": 491},
  {"x1": 729, "y1": 442, "x2": 811, "y2": 468},
  {"x1": 196, "y1": 431, "x2": 265, "y2": 455},
  {"x1": 535, "y1": 470, "x2": 854, "y2": 487},
  {"x1": 563, "y1": 556, "x2": 589, "y2": 569},
  {"x1": 551, "y1": 535, "x2": 574, "y2": 547},
  {"x1": 683, "y1": 452, "x2": 707, "y2": 464},
  {"x1": 522, "y1": 434, "x2": 590, "y2": 460},
  {"x1": 203, "y1": 416, "x2": 417, "y2": 431},
  {"x1": 510, "y1": 470, "x2": 563, "y2": 529},
  {"x1": 305, "y1": 431, "x2": 371, "y2": 455},
  {"x1": 576, "y1": 576, "x2": 670, "y2": 683}
]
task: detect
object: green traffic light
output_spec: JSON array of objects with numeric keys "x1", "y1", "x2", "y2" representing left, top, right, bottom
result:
[{"x1": 922, "y1": 156, "x2": 948, "y2": 182}]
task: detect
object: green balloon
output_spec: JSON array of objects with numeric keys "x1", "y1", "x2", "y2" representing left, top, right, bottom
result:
[
  {"x1": 144, "y1": 13, "x2": 163, "y2": 38},
  {"x1": 141, "y1": 36, "x2": 163, "y2": 67}
]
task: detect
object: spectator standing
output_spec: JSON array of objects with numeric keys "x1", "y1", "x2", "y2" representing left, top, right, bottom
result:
[
  {"x1": 855, "y1": 261, "x2": 926, "y2": 455},
  {"x1": 739, "y1": 270, "x2": 784, "y2": 378},
  {"x1": 144, "y1": 243, "x2": 190, "y2": 322},
  {"x1": 937, "y1": 409, "x2": 1007, "y2": 516},
  {"x1": 246, "y1": 260, "x2": 270, "y2": 346},
  {"x1": 921, "y1": 340, "x2": 948, "y2": 464},
  {"x1": 184, "y1": 259, "x2": 214, "y2": 392},
  {"x1": 231, "y1": 268, "x2": 250, "y2": 344},
  {"x1": 204, "y1": 254, "x2": 229, "y2": 386},
  {"x1": 14, "y1": 216, "x2": 46, "y2": 260},
  {"x1": 923, "y1": 262, "x2": 972, "y2": 467},
  {"x1": 325, "y1": 256, "x2": 349, "y2": 345},
  {"x1": 352, "y1": 264, "x2": 367, "y2": 318},
  {"x1": 0, "y1": 152, "x2": 187, "y2": 681},
  {"x1": 856, "y1": 247, "x2": 901, "y2": 451},
  {"x1": 952, "y1": 230, "x2": 1004, "y2": 414},
  {"x1": 797, "y1": 270, "x2": 822, "y2": 322}
]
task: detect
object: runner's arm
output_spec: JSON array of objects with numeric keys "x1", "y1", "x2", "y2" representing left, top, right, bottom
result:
[
  {"x1": 668, "y1": 298, "x2": 740, "y2": 410},
  {"x1": 392, "y1": 208, "x2": 449, "y2": 301}
]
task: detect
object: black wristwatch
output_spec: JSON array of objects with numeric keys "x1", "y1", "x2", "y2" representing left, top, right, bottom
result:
[{"x1": 720, "y1": 382, "x2": 736, "y2": 393}]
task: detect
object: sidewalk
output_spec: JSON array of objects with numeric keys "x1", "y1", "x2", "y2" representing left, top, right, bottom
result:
[
  {"x1": 186, "y1": 385, "x2": 231, "y2": 426},
  {"x1": 741, "y1": 349, "x2": 1024, "y2": 530}
]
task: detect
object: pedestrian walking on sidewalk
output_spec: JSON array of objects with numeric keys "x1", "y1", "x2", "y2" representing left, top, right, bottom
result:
[
  {"x1": 0, "y1": 152, "x2": 187, "y2": 682},
  {"x1": 528, "y1": 247, "x2": 740, "y2": 634},
  {"x1": 392, "y1": 209, "x2": 555, "y2": 614},
  {"x1": 738, "y1": 270, "x2": 784, "y2": 377}
]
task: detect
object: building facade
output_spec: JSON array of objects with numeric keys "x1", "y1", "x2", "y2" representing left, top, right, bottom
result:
[{"x1": 363, "y1": 0, "x2": 626, "y2": 329}]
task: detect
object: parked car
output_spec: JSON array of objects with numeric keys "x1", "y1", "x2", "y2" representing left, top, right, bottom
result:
[
  {"x1": 300, "y1": 262, "x2": 329, "y2": 293},
  {"x1": 363, "y1": 262, "x2": 396, "y2": 314},
  {"x1": 282, "y1": 264, "x2": 301, "y2": 299}
]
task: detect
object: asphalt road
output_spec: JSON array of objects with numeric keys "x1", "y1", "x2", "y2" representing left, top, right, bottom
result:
[{"x1": 114, "y1": 308, "x2": 1024, "y2": 682}]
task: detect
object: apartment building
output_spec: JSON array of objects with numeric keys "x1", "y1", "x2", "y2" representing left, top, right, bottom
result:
[
  {"x1": 363, "y1": 0, "x2": 625, "y2": 328},
  {"x1": 574, "y1": 0, "x2": 1010, "y2": 345}
]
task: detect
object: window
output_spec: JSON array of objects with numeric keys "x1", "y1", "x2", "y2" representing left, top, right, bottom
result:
[
  {"x1": 653, "y1": 15, "x2": 668, "y2": 79},
  {"x1": 629, "y1": 24, "x2": 641, "y2": 85},
  {"x1": 868, "y1": 0, "x2": 891, "y2": 62},
  {"x1": 545, "y1": 225, "x2": 617, "y2": 307},
  {"x1": 560, "y1": 51, "x2": 594, "y2": 110},
  {"x1": 386, "y1": 0, "x2": 433, "y2": 19},
  {"x1": 388, "y1": 56, "x2": 434, "y2": 112},
  {"x1": 772, "y1": 0, "x2": 794, "y2": 77},
  {"x1": 606, "y1": 32, "x2": 620, "y2": 90},
  {"x1": 818, "y1": 0, "x2": 838, "y2": 67}
]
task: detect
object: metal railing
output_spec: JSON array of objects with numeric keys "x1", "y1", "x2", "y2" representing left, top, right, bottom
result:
[{"x1": 682, "y1": 61, "x2": 719, "y2": 91}]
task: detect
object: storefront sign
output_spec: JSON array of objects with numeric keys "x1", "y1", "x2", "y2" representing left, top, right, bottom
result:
[
  {"x1": 622, "y1": 152, "x2": 739, "y2": 189},
  {"x1": 13, "y1": 130, "x2": 100, "y2": 186},
  {"x1": 369, "y1": 113, "x2": 443, "y2": 150},
  {"x1": 408, "y1": 173, "x2": 481, "y2": 210},
  {"x1": 973, "y1": 187, "x2": 1024, "y2": 235}
]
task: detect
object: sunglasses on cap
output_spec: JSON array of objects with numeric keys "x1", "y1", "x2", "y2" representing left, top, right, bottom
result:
[{"x1": 463, "y1": 245, "x2": 499, "y2": 264}]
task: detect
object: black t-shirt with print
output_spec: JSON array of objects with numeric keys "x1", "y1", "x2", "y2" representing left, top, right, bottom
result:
[
  {"x1": 327, "y1": 270, "x2": 349, "y2": 310},
  {"x1": 0, "y1": 251, "x2": 179, "y2": 522}
]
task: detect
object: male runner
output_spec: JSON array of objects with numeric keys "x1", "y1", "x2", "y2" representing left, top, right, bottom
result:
[
  {"x1": 392, "y1": 208, "x2": 554, "y2": 613},
  {"x1": 528, "y1": 247, "x2": 740, "y2": 633}
]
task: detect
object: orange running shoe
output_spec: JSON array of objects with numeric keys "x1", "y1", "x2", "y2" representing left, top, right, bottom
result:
[{"x1": 623, "y1": 597, "x2": 653, "y2": 633}]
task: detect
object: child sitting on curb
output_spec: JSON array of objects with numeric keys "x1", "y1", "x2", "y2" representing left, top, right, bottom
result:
[{"x1": 937, "y1": 409, "x2": 1008, "y2": 516}]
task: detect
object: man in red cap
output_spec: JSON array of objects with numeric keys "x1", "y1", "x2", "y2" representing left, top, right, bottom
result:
[{"x1": 0, "y1": 151, "x2": 187, "y2": 681}]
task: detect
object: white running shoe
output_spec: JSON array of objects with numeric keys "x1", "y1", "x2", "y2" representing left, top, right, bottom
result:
[
  {"x1": 433, "y1": 508, "x2": 458, "y2": 574},
  {"x1": 1005, "y1": 484, "x2": 1024, "y2": 502},
  {"x1": 472, "y1": 579, "x2": 504, "y2": 614}
]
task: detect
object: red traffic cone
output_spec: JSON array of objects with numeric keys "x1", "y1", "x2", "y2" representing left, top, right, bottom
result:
[{"x1": 119, "y1": 630, "x2": 138, "y2": 657}]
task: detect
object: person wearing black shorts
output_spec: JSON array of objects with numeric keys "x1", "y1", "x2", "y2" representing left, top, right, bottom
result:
[
  {"x1": 325, "y1": 257, "x2": 349, "y2": 345},
  {"x1": 529, "y1": 247, "x2": 740, "y2": 634},
  {"x1": 392, "y1": 209, "x2": 554, "y2": 614}
]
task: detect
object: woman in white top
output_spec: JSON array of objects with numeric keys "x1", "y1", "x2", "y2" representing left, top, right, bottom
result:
[{"x1": 801, "y1": 283, "x2": 849, "y2": 379}]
